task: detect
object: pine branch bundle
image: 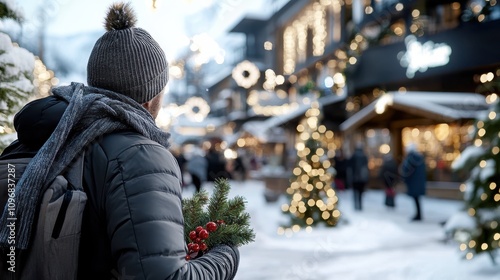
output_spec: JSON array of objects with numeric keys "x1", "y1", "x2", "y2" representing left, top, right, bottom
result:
[{"x1": 182, "y1": 179, "x2": 255, "y2": 254}]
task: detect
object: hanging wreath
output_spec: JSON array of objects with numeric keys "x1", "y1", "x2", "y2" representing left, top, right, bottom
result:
[
  {"x1": 232, "y1": 60, "x2": 260, "y2": 89},
  {"x1": 184, "y1": 97, "x2": 210, "y2": 122}
]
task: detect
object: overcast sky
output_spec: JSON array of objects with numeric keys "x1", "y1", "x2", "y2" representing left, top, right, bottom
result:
[
  {"x1": 11, "y1": 0, "x2": 206, "y2": 58},
  {"x1": 9, "y1": 0, "x2": 286, "y2": 59}
]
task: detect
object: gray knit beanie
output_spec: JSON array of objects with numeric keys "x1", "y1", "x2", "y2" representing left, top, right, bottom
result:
[{"x1": 87, "y1": 2, "x2": 168, "y2": 104}]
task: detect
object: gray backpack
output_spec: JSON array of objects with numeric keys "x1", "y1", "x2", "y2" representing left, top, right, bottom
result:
[{"x1": 0, "y1": 155, "x2": 87, "y2": 280}]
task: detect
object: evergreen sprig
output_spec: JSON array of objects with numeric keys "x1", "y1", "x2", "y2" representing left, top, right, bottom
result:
[{"x1": 182, "y1": 178, "x2": 255, "y2": 250}]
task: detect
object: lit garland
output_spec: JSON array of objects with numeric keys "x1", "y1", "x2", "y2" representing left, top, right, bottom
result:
[
  {"x1": 232, "y1": 60, "x2": 260, "y2": 89},
  {"x1": 157, "y1": 96, "x2": 210, "y2": 126},
  {"x1": 282, "y1": 1, "x2": 329, "y2": 74},
  {"x1": 280, "y1": 102, "x2": 340, "y2": 235},
  {"x1": 247, "y1": 90, "x2": 299, "y2": 116}
]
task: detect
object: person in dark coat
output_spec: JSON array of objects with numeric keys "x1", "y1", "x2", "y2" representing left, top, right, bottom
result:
[
  {"x1": 186, "y1": 146, "x2": 208, "y2": 192},
  {"x1": 401, "y1": 143, "x2": 427, "y2": 221},
  {"x1": 0, "y1": 3, "x2": 239, "y2": 279},
  {"x1": 348, "y1": 145, "x2": 369, "y2": 211},
  {"x1": 205, "y1": 147, "x2": 230, "y2": 181},
  {"x1": 379, "y1": 154, "x2": 399, "y2": 208},
  {"x1": 333, "y1": 149, "x2": 347, "y2": 190}
]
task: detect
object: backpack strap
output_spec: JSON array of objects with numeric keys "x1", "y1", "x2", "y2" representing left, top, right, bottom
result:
[{"x1": 64, "y1": 154, "x2": 85, "y2": 191}]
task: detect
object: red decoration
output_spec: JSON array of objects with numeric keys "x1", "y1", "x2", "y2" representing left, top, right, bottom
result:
[
  {"x1": 206, "y1": 222, "x2": 218, "y2": 232},
  {"x1": 185, "y1": 220, "x2": 222, "y2": 260},
  {"x1": 191, "y1": 243, "x2": 200, "y2": 252},
  {"x1": 199, "y1": 229, "x2": 209, "y2": 240},
  {"x1": 186, "y1": 220, "x2": 225, "y2": 261},
  {"x1": 189, "y1": 231, "x2": 197, "y2": 241}
]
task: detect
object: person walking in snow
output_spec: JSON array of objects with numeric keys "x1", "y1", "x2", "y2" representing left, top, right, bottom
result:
[
  {"x1": 379, "y1": 153, "x2": 399, "y2": 208},
  {"x1": 0, "y1": 3, "x2": 239, "y2": 279},
  {"x1": 348, "y1": 144, "x2": 369, "y2": 211},
  {"x1": 186, "y1": 145, "x2": 208, "y2": 192},
  {"x1": 401, "y1": 143, "x2": 427, "y2": 221}
]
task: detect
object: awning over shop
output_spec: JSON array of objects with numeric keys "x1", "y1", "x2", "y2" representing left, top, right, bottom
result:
[
  {"x1": 242, "y1": 94, "x2": 345, "y2": 142},
  {"x1": 340, "y1": 91, "x2": 488, "y2": 133},
  {"x1": 241, "y1": 121, "x2": 287, "y2": 143}
]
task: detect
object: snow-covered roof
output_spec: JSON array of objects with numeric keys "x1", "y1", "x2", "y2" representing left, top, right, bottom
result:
[
  {"x1": 242, "y1": 94, "x2": 345, "y2": 143},
  {"x1": 241, "y1": 120, "x2": 287, "y2": 143},
  {"x1": 340, "y1": 91, "x2": 488, "y2": 132},
  {"x1": 264, "y1": 94, "x2": 345, "y2": 128}
]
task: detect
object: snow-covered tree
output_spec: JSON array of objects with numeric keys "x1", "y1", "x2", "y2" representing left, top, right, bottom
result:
[
  {"x1": 450, "y1": 77, "x2": 500, "y2": 263},
  {"x1": 0, "y1": 0, "x2": 35, "y2": 151}
]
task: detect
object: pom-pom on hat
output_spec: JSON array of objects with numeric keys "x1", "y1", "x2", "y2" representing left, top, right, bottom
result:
[{"x1": 87, "y1": 2, "x2": 168, "y2": 104}]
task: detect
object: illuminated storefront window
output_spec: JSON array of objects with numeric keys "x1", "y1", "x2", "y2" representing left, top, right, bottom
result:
[
  {"x1": 401, "y1": 123, "x2": 474, "y2": 182},
  {"x1": 362, "y1": 123, "x2": 474, "y2": 182}
]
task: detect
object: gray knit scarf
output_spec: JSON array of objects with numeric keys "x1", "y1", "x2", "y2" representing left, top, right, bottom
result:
[{"x1": 0, "y1": 82, "x2": 170, "y2": 249}]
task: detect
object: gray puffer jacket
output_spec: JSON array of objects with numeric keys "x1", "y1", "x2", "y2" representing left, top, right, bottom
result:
[{"x1": 0, "y1": 96, "x2": 239, "y2": 279}]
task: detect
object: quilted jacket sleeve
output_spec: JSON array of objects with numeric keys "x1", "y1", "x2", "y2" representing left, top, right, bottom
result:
[{"x1": 104, "y1": 140, "x2": 239, "y2": 279}]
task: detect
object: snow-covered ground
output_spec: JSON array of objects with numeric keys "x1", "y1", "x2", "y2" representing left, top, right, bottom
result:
[{"x1": 183, "y1": 180, "x2": 500, "y2": 280}]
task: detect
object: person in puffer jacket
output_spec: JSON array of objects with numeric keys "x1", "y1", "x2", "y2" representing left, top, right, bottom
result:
[{"x1": 0, "y1": 3, "x2": 239, "y2": 279}]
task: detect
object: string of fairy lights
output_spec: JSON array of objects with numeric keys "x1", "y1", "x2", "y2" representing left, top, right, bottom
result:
[
  {"x1": 280, "y1": 0, "x2": 498, "y2": 113},
  {"x1": 279, "y1": 102, "x2": 340, "y2": 236},
  {"x1": 454, "y1": 69, "x2": 500, "y2": 261}
]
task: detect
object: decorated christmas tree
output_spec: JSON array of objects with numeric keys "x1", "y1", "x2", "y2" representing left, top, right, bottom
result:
[
  {"x1": 182, "y1": 179, "x2": 255, "y2": 260},
  {"x1": 0, "y1": 0, "x2": 35, "y2": 151},
  {"x1": 450, "y1": 75, "x2": 500, "y2": 263},
  {"x1": 281, "y1": 102, "x2": 340, "y2": 233}
]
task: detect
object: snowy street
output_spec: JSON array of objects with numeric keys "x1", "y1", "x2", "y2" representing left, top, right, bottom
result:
[{"x1": 186, "y1": 180, "x2": 500, "y2": 280}]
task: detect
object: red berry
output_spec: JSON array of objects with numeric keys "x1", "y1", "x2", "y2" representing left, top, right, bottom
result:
[
  {"x1": 195, "y1": 226, "x2": 204, "y2": 233},
  {"x1": 195, "y1": 238, "x2": 201, "y2": 243},
  {"x1": 216, "y1": 219, "x2": 225, "y2": 225},
  {"x1": 185, "y1": 255, "x2": 191, "y2": 260},
  {"x1": 189, "y1": 231, "x2": 197, "y2": 241},
  {"x1": 206, "y1": 222, "x2": 218, "y2": 232},
  {"x1": 199, "y1": 229, "x2": 209, "y2": 240},
  {"x1": 191, "y1": 243, "x2": 200, "y2": 252},
  {"x1": 200, "y1": 242, "x2": 208, "y2": 251}
]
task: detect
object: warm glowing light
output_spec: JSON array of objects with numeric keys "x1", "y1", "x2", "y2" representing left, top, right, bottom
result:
[
  {"x1": 264, "y1": 41, "x2": 273, "y2": 50},
  {"x1": 232, "y1": 60, "x2": 260, "y2": 89},
  {"x1": 277, "y1": 227, "x2": 285, "y2": 235},
  {"x1": 468, "y1": 208, "x2": 476, "y2": 216},
  {"x1": 375, "y1": 94, "x2": 393, "y2": 114},
  {"x1": 379, "y1": 144, "x2": 391, "y2": 154},
  {"x1": 474, "y1": 139, "x2": 482, "y2": 147},
  {"x1": 489, "y1": 111, "x2": 497, "y2": 120},
  {"x1": 460, "y1": 243, "x2": 467, "y2": 251}
]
